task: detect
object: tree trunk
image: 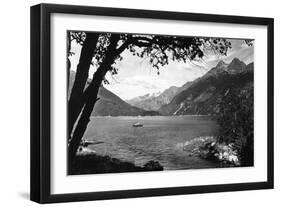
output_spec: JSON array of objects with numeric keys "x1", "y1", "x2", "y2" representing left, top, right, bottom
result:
[
  {"x1": 68, "y1": 33, "x2": 99, "y2": 138},
  {"x1": 68, "y1": 70, "x2": 103, "y2": 165},
  {"x1": 68, "y1": 34, "x2": 120, "y2": 164},
  {"x1": 67, "y1": 32, "x2": 71, "y2": 90}
]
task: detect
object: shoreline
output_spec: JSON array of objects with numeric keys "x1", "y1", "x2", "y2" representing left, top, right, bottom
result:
[{"x1": 69, "y1": 151, "x2": 164, "y2": 175}]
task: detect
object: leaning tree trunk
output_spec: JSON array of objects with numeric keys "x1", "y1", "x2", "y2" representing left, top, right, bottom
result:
[
  {"x1": 68, "y1": 34, "x2": 120, "y2": 164},
  {"x1": 67, "y1": 31, "x2": 72, "y2": 90},
  {"x1": 68, "y1": 33, "x2": 99, "y2": 139},
  {"x1": 68, "y1": 70, "x2": 104, "y2": 164}
]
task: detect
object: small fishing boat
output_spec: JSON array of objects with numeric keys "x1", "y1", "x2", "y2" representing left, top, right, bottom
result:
[{"x1": 133, "y1": 122, "x2": 143, "y2": 127}]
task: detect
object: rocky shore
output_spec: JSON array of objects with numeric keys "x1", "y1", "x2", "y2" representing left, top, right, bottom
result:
[{"x1": 183, "y1": 136, "x2": 240, "y2": 167}]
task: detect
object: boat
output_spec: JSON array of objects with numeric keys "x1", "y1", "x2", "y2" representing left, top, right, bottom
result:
[{"x1": 133, "y1": 122, "x2": 143, "y2": 127}]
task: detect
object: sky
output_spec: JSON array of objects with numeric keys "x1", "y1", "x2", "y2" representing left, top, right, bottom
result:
[{"x1": 69, "y1": 36, "x2": 254, "y2": 100}]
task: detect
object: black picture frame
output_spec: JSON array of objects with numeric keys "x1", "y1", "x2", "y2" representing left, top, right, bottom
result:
[{"x1": 30, "y1": 3, "x2": 274, "y2": 203}]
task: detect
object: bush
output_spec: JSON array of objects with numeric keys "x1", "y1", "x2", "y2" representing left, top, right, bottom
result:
[{"x1": 216, "y1": 84, "x2": 253, "y2": 166}]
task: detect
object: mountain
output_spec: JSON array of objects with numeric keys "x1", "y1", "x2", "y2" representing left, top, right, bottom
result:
[
  {"x1": 228, "y1": 58, "x2": 246, "y2": 73},
  {"x1": 93, "y1": 86, "x2": 151, "y2": 116},
  {"x1": 126, "y1": 91, "x2": 162, "y2": 108},
  {"x1": 68, "y1": 72, "x2": 160, "y2": 116},
  {"x1": 159, "y1": 58, "x2": 253, "y2": 115},
  {"x1": 126, "y1": 82, "x2": 193, "y2": 111}
]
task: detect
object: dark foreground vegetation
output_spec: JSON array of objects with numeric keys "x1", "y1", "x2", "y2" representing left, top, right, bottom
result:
[
  {"x1": 184, "y1": 81, "x2": 254, "y2": 167},
  {"x1": 69, "y1": 152, "x2": 163, "y2": 175},
  {"x1": 216, "y1": 83, "x2": 254, "y2": 166},
  {"x1": 200, "y1": 83, "x2": 253, "y2": 166}
]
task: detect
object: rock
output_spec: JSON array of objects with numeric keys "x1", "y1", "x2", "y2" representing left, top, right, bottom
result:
[
  {"x1": 184, "y1": 136, "x2": 241, "y2": 166},
  {"x1": 143, "y1": 161, "x2": 164, "y2": 171}
]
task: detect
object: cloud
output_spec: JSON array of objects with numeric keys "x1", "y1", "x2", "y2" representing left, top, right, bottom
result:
[{"x1": 70, "y1": 37, "x2": 254, "y2": 100}]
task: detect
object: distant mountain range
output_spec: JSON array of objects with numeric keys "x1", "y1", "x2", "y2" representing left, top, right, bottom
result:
[
  {"x1": 126, "y1": 82, "x2": 192, "y2": 111},
  {"x1": 159, "y1": 58, "x2": 253, "y2": 115},
  {"x1": 92, "y1": 86, "x2": 161, "y2": 116},
  {"x1": 69, "y1": 57, "x2": 253, "y2": 117},
  {"x1": 68, "y1": 72, "x2": 160, "y2": 116}
]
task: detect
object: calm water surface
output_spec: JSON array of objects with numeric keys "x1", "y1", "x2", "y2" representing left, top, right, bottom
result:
[{"x1": 83, "y1": 116, "x2": 220, "y2": 170}]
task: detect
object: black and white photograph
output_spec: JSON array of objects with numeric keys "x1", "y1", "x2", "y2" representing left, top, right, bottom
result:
[
  {"x1": 28, "y1": 2, "x2": 274, "y2": 204},
  {"x1": 67, "y1": 31, "x2": 254, "y2": 175}
]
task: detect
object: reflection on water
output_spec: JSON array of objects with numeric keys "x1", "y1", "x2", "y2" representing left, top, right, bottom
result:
[{"x1": 83, "y1": 116, "x2": 221, "y2": 170}]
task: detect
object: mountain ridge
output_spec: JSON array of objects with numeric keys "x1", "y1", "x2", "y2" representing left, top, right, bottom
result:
[
  {"x1": 159, "y1": 58, "x2": 253, "y2": 115},
  {"x1": 69, "y1": 57, "x2": 253, "y2": 117},
  {"x1": 126, "y1": 82, "x2": 193, "y2": 111}
]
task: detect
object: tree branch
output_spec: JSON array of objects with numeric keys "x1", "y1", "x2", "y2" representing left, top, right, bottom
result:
[{"x1": 115, "y1": 38, "x2": 133, "y2": 55}]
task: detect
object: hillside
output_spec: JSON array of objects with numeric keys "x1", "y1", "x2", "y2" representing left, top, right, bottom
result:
[
  {"x1": 159, "y1": 58, "x2": 254, "y2": 115},
  {"x1": 92, "y1": 86, "x2": 157, "y2": 116},
  {"x1": 68, "y1": 72, "x2": 159, "y2": 116}
]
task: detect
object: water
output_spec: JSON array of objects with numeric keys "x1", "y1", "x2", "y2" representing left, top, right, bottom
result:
[{"x1": 83, "y1": 116, "x2": 221, "y2": 170}]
